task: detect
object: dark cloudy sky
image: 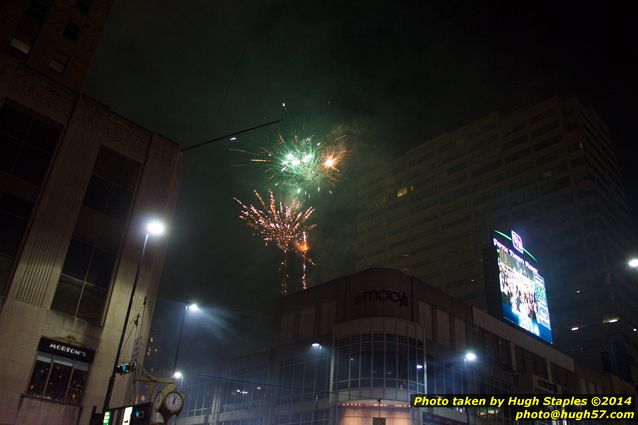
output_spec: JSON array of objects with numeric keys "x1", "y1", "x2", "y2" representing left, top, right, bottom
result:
[{"x1": 84, "y1": 0, "x2": 637, "y2": 364}]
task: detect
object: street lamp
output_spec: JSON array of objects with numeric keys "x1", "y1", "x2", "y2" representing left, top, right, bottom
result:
[
  {"x1": 102, "y1": 219, "x2": 166, "y2": 413},
  {"x1": 463, "y1": 351, "x2": 477, "y2": 425},
  {"x1": 628, "y1": 258, "x2": 638, "y2": 268},
  {"x1": 172, "y1": 302, "x2": 200, "y2": 376}
]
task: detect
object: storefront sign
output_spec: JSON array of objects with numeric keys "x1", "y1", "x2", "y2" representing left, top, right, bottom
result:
[
  {"x1": 38, "y1": 337, "x2": 95, "y2": 363},
  {"x1": 354, "y1": 289, "x2": 409, "y2": 307}
]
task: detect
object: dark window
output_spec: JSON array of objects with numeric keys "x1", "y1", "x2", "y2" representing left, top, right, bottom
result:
[
  {"x1": 28, "y1": 0, "x2": 52, "y2": 20},
  {"x1": 0, "y1": 102, "x2": 60, "y2": 185},
  {"x1": 531, "y1": 121, "x2": 559, "y2": 138},
  {"x1": 51, "y1": 239, "x2": 116, "y2": 322},
  {"x1": 0, "y1": 102, "x2": 60, "y2": 294},
  {"x1": 75, "y1": 0, "x2": 92, "y2": 12},
  {"x1": 0, "y1": 211, "x2": 28, "y2": 257},
  {"x1": 63, "y1": 22, "x2": 80, "y2": 40},
  {"x1": 503, "y1": 134, "x2": 528, "y2": 150},
  {"x1": 534, "y1": 134, "x2": 562, "y2": 152},
  {"x1": 505, "y1": 148, "x2": 530, "y2": 163},
  {"x1": 48, "y1": 51, "x2": 69, "y2": 73},
  {"x1": 83, "y1": 147, "x2": 140, "y2": 221},
  {"x1": 13, "y1": 144, "x2": 51, "y2": 185},
  {"x1": 26, "y1": 353, "x2": 88, "y2": 403},
  {"x1": 0, "y1": 103, "x2": 32, "y2": 139}
]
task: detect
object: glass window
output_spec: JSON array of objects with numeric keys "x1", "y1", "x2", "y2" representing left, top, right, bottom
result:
[
  {"x1": 75, "y1": 0, "x2": 92, "y2": 11},
  {"x1": 83, "y1": 147, "x2": 139, "y2": 221},
  {"x1": 28, "y1": 0, "x2": 52, "y2": 19},
  {"x1": 51, "y1": 239, "x2": 115, "y2": 322},
  {"x1": 63, "y1": 22, "x2": 80, "y2": 40},
  {"x1": 48, "y1": 51, "x2": 69, "y2": 74},
  {"x1": 26, "y1": 353, "x2": 89, "y2": 403},
  {"x1": 0, "y1": 103, "x2": 60, "y2": 293}
]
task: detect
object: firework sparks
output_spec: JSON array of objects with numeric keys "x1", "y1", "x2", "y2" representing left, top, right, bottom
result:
[
  {"x1": 249, "y1": 128, "x2": 347, "y2": 198},
  {"x1": 235, "y1": 190, "x2": 316, "y2": 295}
]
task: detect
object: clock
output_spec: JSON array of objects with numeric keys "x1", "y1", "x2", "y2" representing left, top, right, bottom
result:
[
  {"x1": 153, "y1": 391, "x2": 163, "y2": 410},
  {"x1": 164, "y1": 391, "x2": 184, "y2": 414}
]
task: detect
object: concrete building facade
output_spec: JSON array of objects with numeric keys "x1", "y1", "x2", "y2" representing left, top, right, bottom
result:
[
  {"x1": 0, "y1": 1, "x2": 183, "y2": 424},
  {"x1": 354, "y1": 97, "x2": 638, "y2": 382}
]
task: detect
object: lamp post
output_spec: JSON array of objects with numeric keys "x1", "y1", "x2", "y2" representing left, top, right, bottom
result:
[
  {"x1": 172, "y1": 303, "x2": 199, "y2": 375},
  {"x1": 628, "y1": 258, "x2": 638, "y2": 268},
  {"x1": 102, "y1": 219, "x2": 166, "y2": 413},
  {"x1": 463, "y1": 351, "x2": 477, "y2": 425}
]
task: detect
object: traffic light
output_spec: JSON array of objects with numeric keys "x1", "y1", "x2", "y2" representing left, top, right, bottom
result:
[
  {"x1": 115, "y1": 362, "x2": 136, "y2": 374},
  {"x1": 131, "y1": 402, "x2": 151, "y2": 425},
  {"x1": 102, "y1": 410, "x2": 112, "y2": 425}
]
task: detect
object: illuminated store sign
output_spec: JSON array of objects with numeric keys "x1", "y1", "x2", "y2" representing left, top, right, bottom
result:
[{"x1": 37, "y1": 337, "x2": 95, "y2": 363}]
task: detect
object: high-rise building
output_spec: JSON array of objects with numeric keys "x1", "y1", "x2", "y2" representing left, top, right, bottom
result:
[
  {"x1": 355, "y1": 97, "x2": 638, "y2": 382},
  {"x1": 0, "y1": 1, "x2": 182, "y2": 424},
  {"x1": 0, "y1": 0, "x2": 113, "y2": 91}
]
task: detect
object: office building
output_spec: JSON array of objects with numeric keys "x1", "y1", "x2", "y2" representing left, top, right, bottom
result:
[
  {"x1": 175, "y1": 268, "x2": 634, "y2": 425},
  {"x1": 354, "y1": 97, "x2": 638, "y2": 382},
  {"x1": 0, "y1": 1, "x2": 183, "y2": 424}
]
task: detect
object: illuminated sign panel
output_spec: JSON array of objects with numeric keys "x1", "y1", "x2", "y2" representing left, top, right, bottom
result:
[{"x1": 492, "y1": 232, "x2": 552, "y2": 344}]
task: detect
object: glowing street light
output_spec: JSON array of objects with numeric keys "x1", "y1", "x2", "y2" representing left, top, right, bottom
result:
[
  {"x1": 103, "y1": 218, "x2": 166, "y2": 413},
  {"x1": 463, "y1": 351, "x2": 478, "y2": 424},
  {"x1": 173, "y1": 371, "x2": 183, "y2": 379},
  {"x1": 628, "y1": 258, "x2": 638, "y2": 268},
  {"x1": 146, "y1": 219, "x2": 166, "y2": 236},
  {"x1": 173, "y1": 301, "x2": 201, "y2": 377}
]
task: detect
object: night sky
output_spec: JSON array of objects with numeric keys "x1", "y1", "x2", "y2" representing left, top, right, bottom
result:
[{"x1": 83, "y1": 1, "x2": 638, "y2": 367}]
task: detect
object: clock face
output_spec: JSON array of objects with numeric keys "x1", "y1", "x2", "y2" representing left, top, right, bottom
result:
[
  {"x1": 153, "y1": 391, "x2": 163, "y2": 410},
  {"x1": 164, "y1": 391, "x2": 183, "y2": 413}
]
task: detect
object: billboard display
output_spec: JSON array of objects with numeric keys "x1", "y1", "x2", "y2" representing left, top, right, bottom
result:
[{"x1": 491, "y1": 231, "x2": 552, "y2": 344}]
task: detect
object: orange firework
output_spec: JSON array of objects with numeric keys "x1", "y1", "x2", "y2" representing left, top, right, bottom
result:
[{"x1": 235, "y1": 190, "x2": 316, "y2": 295}]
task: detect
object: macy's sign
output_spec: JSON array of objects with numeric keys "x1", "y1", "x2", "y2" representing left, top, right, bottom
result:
[{"x1": 354, "y1": 289, "x2": 409, "y2": 307}]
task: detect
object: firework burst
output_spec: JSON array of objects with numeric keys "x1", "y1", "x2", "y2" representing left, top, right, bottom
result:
[
  {"x1": 235, "y1": 190, "x2": 316, "y2": 295},
  {"x1": 250, "y1": 128, "x2": 347, "y2": 198}
]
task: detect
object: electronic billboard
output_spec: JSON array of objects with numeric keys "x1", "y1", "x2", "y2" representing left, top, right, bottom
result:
[{"x1": 485, "y1": 231, "x2": 553, "y2": 344}]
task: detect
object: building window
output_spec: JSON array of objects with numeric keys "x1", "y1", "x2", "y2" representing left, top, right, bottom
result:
[
  {"x1": 26, "y1": 352, "x2": 89, "y2": 403},
  {"x1": 396, "y1": 186, "x2": 408, "y2": 198},
  {"x1": 75, "y1": 0, "x2": 92, "y2": 12},
  {"x1": 27, "y1": 0, "x2": 52, "y2": 20},
  {"x1": 48, "y1": 51, "x2": 69, "y2": 73},
  {"x1": 63, "y1": 22, "x2": 80, "y2": 40},
  {"x1": 334, "y1": 333, "x2": 424, "y2": 392},
  {"x1": 51, "y1": 239, "x2": 116, "y2": 323},
  {"x1": 9, "y1": 36, "x2": 32, "y2": 56},
  {"x1": 0, "y1": 102, "x2": 61, "y2": 295},
  {"x1": 83, "y1": 147, "x2": 140, "y2": 221}
]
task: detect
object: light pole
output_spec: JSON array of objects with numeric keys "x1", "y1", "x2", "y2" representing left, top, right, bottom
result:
[
  {"x1": 463, "y1": 351, "x2": 477, "y2": 425},
  {"x1": 172, "y1": 303, "x2": 199, "y2": 375},
  {"x1": 102, "y1": 219, "x2": 166, "y2": 413}
]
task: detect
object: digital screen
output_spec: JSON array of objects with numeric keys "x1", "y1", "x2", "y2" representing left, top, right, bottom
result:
[{"x1": 493, "y1": 237, "x2": 552, "y2": 344}]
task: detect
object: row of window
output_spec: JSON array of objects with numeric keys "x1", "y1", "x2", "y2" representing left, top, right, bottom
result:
[
  {"x1": 0, "y1": 102, "x2": 60, "y2": 295},
  {"x1": 8, "y1": 0, "x2": 94, "y2": 74},
  {"x1": 0, "y1": 101, "x2": 140, "y2": 323},
  {"x1": 26, "y1": 352, "x2": 88, "y2": 403}
]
